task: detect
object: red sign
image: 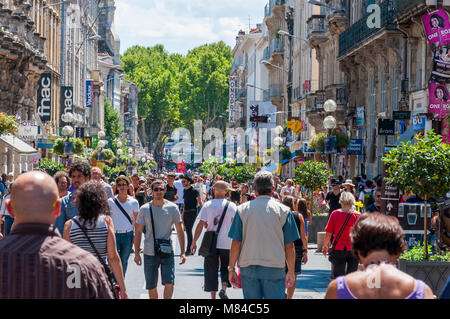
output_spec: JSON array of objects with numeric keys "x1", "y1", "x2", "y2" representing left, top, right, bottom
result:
[
  {"x1": 297, "y1": 158, "x2": 305, "y2": 165},
  {"x1": 305, "y1": 80, "x2": 310, "y2": 92},
  {"x1": 176, "y1": 162, "x2": 186, "y2": 173}
]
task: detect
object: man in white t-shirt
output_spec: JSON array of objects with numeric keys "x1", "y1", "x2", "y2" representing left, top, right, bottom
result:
[
  {"x1": 281, "y1": 179, "x2": 296, "y2": 198},
  {"x1": 191, "y1": 181, "x2": 237, "y2": 299},
  {"x1": 174, "y1": 177, "x2": 184, "y2": 211},
  {"x1": 108, "y1": 175, "x2": 140, "y2": 276}
]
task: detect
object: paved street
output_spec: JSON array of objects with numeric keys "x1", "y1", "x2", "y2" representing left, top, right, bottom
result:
[{"x1": 125, "y1": 222, "x2": 332, "y2": 299}]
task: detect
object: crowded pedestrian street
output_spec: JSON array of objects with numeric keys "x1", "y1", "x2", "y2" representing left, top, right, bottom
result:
[{"x1": 0, "y1": 0, "x2": 449, "y2": 307}]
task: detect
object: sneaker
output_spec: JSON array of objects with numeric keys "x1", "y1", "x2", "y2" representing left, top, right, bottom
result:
[{"x1": 219, "y1": 289, "x2": 228, "y2": 299}]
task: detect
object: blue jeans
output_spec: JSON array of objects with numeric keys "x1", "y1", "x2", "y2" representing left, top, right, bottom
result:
[
  {"x1": 241, "y1": 275, "x2": 286, "y2": 299},
  {"x1": 4, "y1": 215, "x2": 14, "y2": 236},
  {"x1": 115, "y1": 231, "x2": 134, "y2": 276}
]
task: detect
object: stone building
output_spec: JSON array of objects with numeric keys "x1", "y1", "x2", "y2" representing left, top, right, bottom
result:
[{"x1": 0, "y1": 0, "x2": 48, "y2": 118}]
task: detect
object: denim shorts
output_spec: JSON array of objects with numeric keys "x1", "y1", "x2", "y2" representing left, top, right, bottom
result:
[{"x1": 143, "y1": 254, "x2": 175, "y2": 290}]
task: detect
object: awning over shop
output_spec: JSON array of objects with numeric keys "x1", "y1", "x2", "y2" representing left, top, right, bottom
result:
[
  {"x1": 264, "y1": 162, "x2": 278, "y2": 173},
  {"x1": 0, "y1": 134, "x2": 38, "y2": 154}
]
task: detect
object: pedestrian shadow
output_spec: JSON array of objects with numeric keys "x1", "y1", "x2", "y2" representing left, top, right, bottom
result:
[
  {"x1": 177, "y1": 268, "x2": 204, "y2": 273},
  {"x1": 296, "y1": 269, "x2": 331, "y2": 289}
]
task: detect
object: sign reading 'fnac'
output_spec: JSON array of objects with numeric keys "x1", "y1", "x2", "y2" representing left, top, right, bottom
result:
[{"x1": 37, "y1": 73, "x2": 52, "y2": 122}]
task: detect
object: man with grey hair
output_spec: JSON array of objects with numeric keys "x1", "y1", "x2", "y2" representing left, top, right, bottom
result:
[{"x1": 228, "y1": 171, "x2": 300, "y2": 299}]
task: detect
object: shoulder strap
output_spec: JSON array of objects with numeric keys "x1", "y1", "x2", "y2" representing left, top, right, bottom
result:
[
  {"x1": 72, "y1": 218, "x2": 107, "y2": 267},
  {"x1": 216, "y1": 201, "x2": 230, "y2": 235},
  {"x1": 332, "y1": 212, "x2": 352, "y2": 249},
  {"x1": 113, "y1": 197, "x2": 133, "y2": 226},
  {"x1": 149, "y1": 204, "x2": 157, "y2": 246}
]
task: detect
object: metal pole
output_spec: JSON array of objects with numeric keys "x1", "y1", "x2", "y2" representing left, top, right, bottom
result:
[{"x1": 61, "y1": 1, "x2": 66, "y2": 86}]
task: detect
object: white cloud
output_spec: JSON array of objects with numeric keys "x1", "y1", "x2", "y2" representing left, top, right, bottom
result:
[{"x1": 115, "y1": 0, "x2": 267, "y2": 55}]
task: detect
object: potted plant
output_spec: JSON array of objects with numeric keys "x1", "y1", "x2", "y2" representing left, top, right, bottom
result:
[
  {"x1": 382, "y1": 130, "x2": 450, "y2": 259},
  {"x1": 0, "y1": 113, "x2": 19, "y2": 136},
  {"x1": 397, "y1": 244, "x2": 450, "y2": 294},
  {"x1": 52, "y1": 138, "x2": 86, "y2": 156},
  {"x1": 37, "y1": 158, "x2": 66, "y2": 176},
  {"x1": 293, "y1": 160, "x2": 332, "y2": 242}
]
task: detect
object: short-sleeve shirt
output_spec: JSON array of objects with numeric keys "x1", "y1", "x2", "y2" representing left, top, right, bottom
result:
[
  {"x1": 164, "y1": 184, "x2": 178, "y2": 202},
  {"x1": 183, "y1": 187, "x2": 200, "y2": 211},
  {"x1": 136, "y1": 201, "x2": 181, "y2": 256},
  {"x1": 199, "y1": 199, "x2": 237, "y2": 250},
  {"x1": 325, "y1": 210, "x2": 361, "y2": 251},
  {"x1": 326, "y1": 191, "x2": 342, "y2": 215},
  {"x1": 108, "y1": 196, "x2": 139, "y2": 233}
]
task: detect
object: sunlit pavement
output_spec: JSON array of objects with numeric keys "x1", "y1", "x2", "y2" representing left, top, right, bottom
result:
[{"x1": 125, "y1": 221, "x2": 332, "y2": 299}]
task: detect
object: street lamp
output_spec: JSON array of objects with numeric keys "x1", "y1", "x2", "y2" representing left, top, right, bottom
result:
[
  {"x1": 324, "y1": 99, "x2": 337, "y2": 113},
  {"x1": 277, "y1": 30, "x2": 309, "y2": 44},
  {"x1": 247, "y1": 83, "x2": 269, "y2": 92},
  {"x1": 261, "y1": 60, "x2": 289, "y2": 73},
  {"x1": 308, "y1": 0, "x2": 344, "y2": 12}
]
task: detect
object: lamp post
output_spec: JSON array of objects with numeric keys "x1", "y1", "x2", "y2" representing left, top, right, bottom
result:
[
  {"x1": 277, "y1": 30, "x2": 309, "y2": 44},
  {"x1": 323, "y1": 99, "x2": 338, "y2": 175}
]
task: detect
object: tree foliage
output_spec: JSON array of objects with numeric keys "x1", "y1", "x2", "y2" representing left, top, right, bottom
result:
[
  {"x1": 293, "y1": 161, "x2": 332, "y2": 193},
  {"x1": 121, "y1": 42, "x2": 233, "y2": 155},
  {"x1": 104, "y1": 98, "x2": 123, "y2": 154},
  {"x1": 38, "y1": 158, "x2": 66, "y2": 176},
  {"x1": 381, "y1": 130, "x2": 450, "y2": 200}
]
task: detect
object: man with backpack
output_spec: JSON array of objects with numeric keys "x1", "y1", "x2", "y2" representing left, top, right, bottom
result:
[{"x1": 358, "y1": 180, "x2": 375, "y2": 213}]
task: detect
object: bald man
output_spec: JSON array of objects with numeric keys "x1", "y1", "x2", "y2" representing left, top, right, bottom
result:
[
  {"x1": 0, "y1": 171, "x2": 114, "y2": 299},
  {"x1": 91, "y1": 166, "x2": 114, "y2": 199},
  {"x1": 190, "y1": 181, "x2": 237, "y2": 299}
]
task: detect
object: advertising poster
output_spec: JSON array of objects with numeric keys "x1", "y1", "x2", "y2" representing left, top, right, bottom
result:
[
  {"x1": 428, "y1": 82, "x2": 450, "y2": 119},
  {"x1": 176, "y1": 161, "x2": 186, "y2": 173},
  {"x1": 422, "y1": 9, "x2": 450, "y2": 48},
  {"x1": 356, "y1": 106, "x2": 365, "y2": 126},
  {"x1": 347, "y1": 139, "x2": 364, "y2": 155},
  {"x1": 433, "y1": 46, "x2": 450, "y2": 80},
  {"x1": 86, "y1": 80, "x2": 93, "y2": 108},
  {"x1": 37, "y1": 73, "x2": 52, "y2": 122}
]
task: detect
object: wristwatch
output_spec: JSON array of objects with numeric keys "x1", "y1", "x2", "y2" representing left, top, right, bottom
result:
[{"x1": 228, "y1": 266, "x2": 236, "y2": 272}]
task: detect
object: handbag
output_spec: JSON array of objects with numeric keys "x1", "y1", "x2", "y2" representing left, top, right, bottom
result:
[
  {"x1": 113, "y1": 197, "x2": 133, "y2": 226},
  {"x1": 199, "y1": 201, "x2": 229, "y2": 257},
  {"x1": 328, "y1": 212, "x2": 352, "y2": 264},
  {"x1": 149, "y1": 204, "x2": 173, "y2": 258},
  {"x1": 72, "y1": 218, "x2": 121, "y2": 299}
]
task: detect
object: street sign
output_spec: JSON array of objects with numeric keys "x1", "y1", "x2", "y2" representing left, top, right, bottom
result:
[
  {"x1": 347, "y1": 139, "x2": 364, "y2": 155},
  {"x1": 393, "y1": 111, "x2": 411, "y2": 120},
  {"x1": 381, "y1": 146, "x2": 399, "y2": 216},
  {"x1": 378, "y1": 119, "x2": 395, "y2": 135}
]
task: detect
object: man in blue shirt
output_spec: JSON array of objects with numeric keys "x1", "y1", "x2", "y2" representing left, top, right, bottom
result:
[
  {"x1": 54, "y1": 161, "x2": 91, "y2": 234},
  {"x1": 228, "y1": 171, "x2": 300, "y2": 299}
]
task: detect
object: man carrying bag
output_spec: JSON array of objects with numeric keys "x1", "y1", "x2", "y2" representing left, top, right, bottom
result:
[
  {"x1": 191, "y1": 181, "x2": 237, "y2": 299},
  {"x1": 134, "y1": 180, "x2": 186, "y2": 299}
]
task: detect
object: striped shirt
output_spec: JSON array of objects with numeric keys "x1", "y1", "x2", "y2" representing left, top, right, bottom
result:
[
  {"x1": 0, "y1": 223, "x2": 114, "y2": 299},
  {"x1": 70, "y1": 215, "x2": 108, "y2": 263}
]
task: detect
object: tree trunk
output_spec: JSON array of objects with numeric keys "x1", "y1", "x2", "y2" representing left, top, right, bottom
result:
[{"x1": 424, "y1": 196, "x2": 429, "y2": 260}]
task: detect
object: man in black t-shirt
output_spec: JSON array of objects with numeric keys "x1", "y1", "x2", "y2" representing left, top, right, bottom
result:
[
  {"x1": 326, "y1": 181, "x2": 342, "y2": 219},
  {"x1": 181, "y1": 174, "x2": 203, "y2": 256},
  {"x1": 164, "y1": 173, "x2": 179, "y2": 202}
]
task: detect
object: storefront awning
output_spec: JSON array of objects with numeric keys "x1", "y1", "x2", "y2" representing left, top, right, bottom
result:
[{"x1": 0, "y1": 134, "x2": 38, "y2": 154}]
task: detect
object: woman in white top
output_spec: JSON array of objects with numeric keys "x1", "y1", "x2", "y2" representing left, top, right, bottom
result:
[
  {"x1": 107, "y1": 175, "x2": 139, "y2": 277},
  {"x1": 63, "y1": 181, "x2": 128, "y2": 299}
]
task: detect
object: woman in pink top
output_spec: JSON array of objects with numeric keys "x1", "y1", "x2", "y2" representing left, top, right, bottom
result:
[
  {"x1": 322, "y1": 191, "x2": 361, "y2": 278},
  {"x1": 325, "y1": 213, "x2": 435, "y2": 299}
]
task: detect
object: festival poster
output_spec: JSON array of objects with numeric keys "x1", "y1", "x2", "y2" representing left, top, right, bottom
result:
[
  {"x1": 176, "y1": 161, "x2": 186, "y2": 174},
  {"x1": 432, "y1": 45, "x2": 450, "y2": 80},
  {"x1": 422, "y1": 9, "x2": 450, "y2": 48},
  {"x1": 443, "y1": 120, "x2": 450, "y2": 144},
  {"x1": 428, "y1": 82, "x2": 450, "y2": 119}
]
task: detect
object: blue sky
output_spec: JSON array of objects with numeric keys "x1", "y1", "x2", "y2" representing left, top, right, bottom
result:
[{"x1": 115, "y1": 0, "x2": 267, "y2": 55}]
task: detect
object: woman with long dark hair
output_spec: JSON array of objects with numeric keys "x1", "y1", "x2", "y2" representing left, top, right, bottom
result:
[
  {"x1": 63, "y1": 181, "x2": 128, "y2": 298},
  {"x1": 282, "y1": 196, "x2": 308, "y2": 299}
]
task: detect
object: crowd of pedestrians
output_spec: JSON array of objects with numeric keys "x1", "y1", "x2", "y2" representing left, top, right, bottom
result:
[{"x1": 0, "y1": 163, "x2": 447, "y2": 299}]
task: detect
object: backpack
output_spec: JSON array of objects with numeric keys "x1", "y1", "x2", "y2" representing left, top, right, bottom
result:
[{"x1": 363, "y1": 189, "x2": 375, "y2": 207}]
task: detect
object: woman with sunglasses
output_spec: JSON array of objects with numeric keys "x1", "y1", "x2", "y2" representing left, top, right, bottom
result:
[{"x1": 107, "y1": 175, "x2": 140, "y2": 277}]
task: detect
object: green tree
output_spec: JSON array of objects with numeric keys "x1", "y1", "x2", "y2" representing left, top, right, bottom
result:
[
  {"x1": 104, "y1": 98, "x2": 123, "y2": 153},
  {"x1": 382, "y1": 130, "x2": 450, "y2": 259},
  {"x1": 294, "y1": 161, "x2": 332, "y2": 213},
  {"x1": 38, "y1": 158, "x2": 66, "y2": 176}
]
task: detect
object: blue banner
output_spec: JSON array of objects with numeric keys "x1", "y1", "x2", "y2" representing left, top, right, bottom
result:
[
  {"x1": 86, "y1": 80, "x2": 93, "y2": 108},
  {"x1": 347, "y1": 139, "x2": 364, "y2": 155}
]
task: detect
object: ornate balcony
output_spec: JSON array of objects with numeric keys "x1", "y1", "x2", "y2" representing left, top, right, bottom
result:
[
  {"x1": 270, "y1": 37, "x2": 284, "y2": 57},
  {"x1": 307, "y1": 15, "x2": 328, "y2": 47},
  {"x1": 325, "y1": 0, "x2": 348, "y2": 34},
  {"x1": 338, "y1": 0, "x2": 395, "y2": 57}
]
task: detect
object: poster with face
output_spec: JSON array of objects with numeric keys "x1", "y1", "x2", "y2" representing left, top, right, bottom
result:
[
  {"x1": 443, "y1": 119, "x2": 450, "y2": 144},
  {"x1": 422, "y1": 9, "x2": 450, "y2": 48},
  {"x1": 428, "y1": 82, "x2": 450, "y2": 119},
  {"x1": 433, "y1": 45, "x2": 450, "y2": 80}
]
